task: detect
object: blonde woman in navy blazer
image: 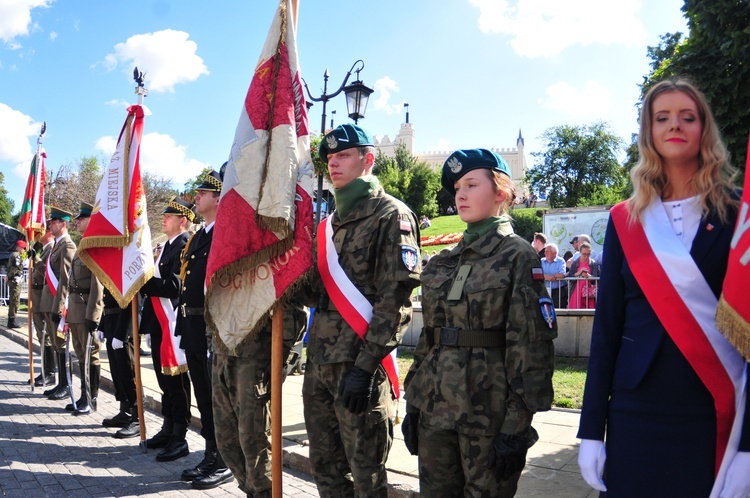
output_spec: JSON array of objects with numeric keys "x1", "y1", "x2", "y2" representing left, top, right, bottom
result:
[{"x1": 577, "y1": 79, "x2": 750, "y2": 497}]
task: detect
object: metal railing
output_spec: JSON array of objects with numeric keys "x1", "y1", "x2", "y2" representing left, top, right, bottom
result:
[
  {"x1": 545, "y1": 276, "x2": 599, "y2": 309},
  {"x1": 0, "y1": 269, "x2": 28, "y2": 306}
]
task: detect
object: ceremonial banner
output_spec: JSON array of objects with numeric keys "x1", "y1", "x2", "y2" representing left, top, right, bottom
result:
[
  {"x1": 206, "y1": 0, "x2": 314, "y2": 351},
  {"x1": 77, "y1": 105, "x2": 154, "y2": 308},
  {"x1": 716, "y1": 135, "x2": 750, "y2": 361},
  {"x1": 18, "y1": 150, "x2": 46, "y2": 242}
]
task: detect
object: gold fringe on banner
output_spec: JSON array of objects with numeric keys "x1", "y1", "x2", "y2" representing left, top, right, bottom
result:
[{"x1": 716, "y1": 295, "x2": 750, "y2": 361}]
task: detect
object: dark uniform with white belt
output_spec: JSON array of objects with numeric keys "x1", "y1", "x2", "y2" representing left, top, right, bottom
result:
[{"x1": 140, "y1": 197, "x2": 193, "y2": 461}]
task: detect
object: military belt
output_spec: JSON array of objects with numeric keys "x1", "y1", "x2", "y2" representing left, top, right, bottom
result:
[
  {"x1": 70, "y1": 287, "x2": 89, "y2": 294},
  {"x1": 426, "y1": 326, "x2": 506, "y2": 348},
  {"x1": 103, "y1": 308, "x2": 121, "y2": 316},
  {"x1": 32, "y1": 284, "x2": 44, "y2": 290},
  {"x1": 181, "y1": 305, "x2": 204, "y2": 317}
]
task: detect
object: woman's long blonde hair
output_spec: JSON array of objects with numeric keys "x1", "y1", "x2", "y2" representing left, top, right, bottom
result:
[{"x1": 628, "y1": 78, "x2": 738, "y2": 224}]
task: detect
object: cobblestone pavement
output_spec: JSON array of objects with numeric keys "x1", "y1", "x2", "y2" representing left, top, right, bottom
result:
[{"x1": 0, "y1": 332, "x2": 318, "y2": 498}]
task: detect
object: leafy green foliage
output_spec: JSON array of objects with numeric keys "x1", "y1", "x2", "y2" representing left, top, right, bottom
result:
[
  {"x1": 373, "y1": 144, "x2": 441, "y2": 217},
  {"x1": 644, "y1": 1, "x2": 750, "y2": 174},
  {"x1": 526, "y1": 123, "x2": 626, "y2": 208},
  {"x1": 509, "y1": 208, "x2": 542, "y2": 243},
  {"x1": 0, "y1": 173, "x2": 14, "y2": 225}
]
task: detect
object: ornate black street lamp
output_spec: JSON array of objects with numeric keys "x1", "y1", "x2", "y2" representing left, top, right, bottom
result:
[{"x1": 303, "y1": 60, "x2": 374, "y2": 226}]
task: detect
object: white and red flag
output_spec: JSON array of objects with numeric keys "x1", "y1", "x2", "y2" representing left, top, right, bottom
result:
[
  {"x1": 717, "y1": 134, "x2": 750, "y2": 361},
  {"x1": 18, "y1": 149, "x2": 46, "y2": 242},
  {"x1": 77, "y1": 105, "x2": 154, "y2": 308},
  {"x1": 205, "y1": 0, "x2": 314, "y2": 351}
]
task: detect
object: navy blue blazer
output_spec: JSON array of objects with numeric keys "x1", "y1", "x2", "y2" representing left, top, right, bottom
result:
[{"x1": 578, "y1": 200, "x2": 750, "y2": 450}]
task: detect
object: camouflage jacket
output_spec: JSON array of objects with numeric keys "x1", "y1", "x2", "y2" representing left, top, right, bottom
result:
[
  {"x1": 404, "y1": 221, "x2": 556, "y2": 436},
  {"x1": 7, "y1": 251, "x2": 23, "y2": 282},
  {"x1": 305, "y1": 186, "x2": 422, "y2": 374}
]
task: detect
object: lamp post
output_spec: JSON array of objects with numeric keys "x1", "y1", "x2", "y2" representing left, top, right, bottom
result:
[
  {"x1": 330, "y1": 110, "x2": 336, "y2": 129},
  {"x1": 303, "y1": 60, "x2": 374, "y2": 227}
]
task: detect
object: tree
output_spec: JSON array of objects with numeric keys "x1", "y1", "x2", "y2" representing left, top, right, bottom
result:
[
  {"x1": 0, "y1": 173, "x2": 14, "y2": 225},
  {"x1": 526, "y1": 123, "x2": 626, "y2": 208},
  {"x1": 644, "y1": 1, "x2": 750, "y2": 174},
  {"x1": 373, "y1": 144, "x2": 441, "y2": 216}
]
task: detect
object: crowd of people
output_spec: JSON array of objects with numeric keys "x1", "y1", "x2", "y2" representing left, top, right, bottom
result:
[
  {"x1": 8, "y1": 77, "x2": 749, "y2": 497},
  {"x1": 534, "y1": 231, "x2": 600, "y2": 309}
]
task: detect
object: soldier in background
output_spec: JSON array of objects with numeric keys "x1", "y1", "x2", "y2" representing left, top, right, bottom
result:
[
  {"x1": 402, "y1": 149, "x2": 556, "y2": 497},
  {"x1": 302, "y1": 124, "x2": 422, "y2": 497},
  {"x1": 176, "y1": 171, "x2": 232, "y2": 489},
  {"x1": 29, "y1": 229, "x2": 56, "y2": 387},
  {"x1": 41, "y1": 206, "x2": 77, "y2": 401},
  {"x1": 64, "y1": 202, "x2": 104, "y2": 415},
  {"x1": 6, "y1": 239, "x2": 27, "y2": 329}
]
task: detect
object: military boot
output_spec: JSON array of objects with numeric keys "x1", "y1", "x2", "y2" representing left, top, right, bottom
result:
[
  {"x1": 182, "y1": 439, "x2": 218, "y2": 481},
  {"x1": 34, "y1": 346, "x2": 56, "y2": 387},
  {"x1": 156, "y1": 423, "x2": 189, "y2": 462},
  {"x1": 146, "y1": 419, "x2": 174, "y2": 449},
  {"x1": 43, "y1": 351, "x2": 63, "y2": 396},
  {"x1": 191, "y1": 450, "x2": 233, "y2": 489},
  {"x1": 7, "y1": 318, "x2": 19, "y2": 329},
  {"x1": 74, "y1": 364, "x2": 99, "y2": 416},
  {"x1": 47, "y1": 352, "x2": 71, "y2": 400},
  {"x1": 114, "y1": 409, "x2": 140, "y2": 439},
  {"x1": 103, "y1": 401, "x2": 132, "y2": 428}
]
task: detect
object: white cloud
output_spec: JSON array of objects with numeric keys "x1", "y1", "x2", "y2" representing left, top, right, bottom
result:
[
  {"x1": 100, "y1": 30, "x2": 209, "y2": 93},
  {"x1": 8, "y1": 42, "x2": 22, "y2": 50},
  {"x1": 0, "y1": 0, "x2": 53, "y2": 43},
  {"x1": 0, "y1": 103, "x2": 39, "y2": 169},
  {"x1": 468, "y1": 0, "x2": 646, "y2": 58},
  {"x1": 49, "y1": 31, "x2": 56, "y2": 41},
  {"x1": 104, "y1": 98, "x2": 130, "y2": 109},
  {"x1": 540, "y1": 80, "x2": 614, "y2": 117},
  {"x1": 372, "y1": 76, "x2": 405, "y2": 115},
  {"x1": 95, "y1": 131, "x2": 207, "y2": 187}
]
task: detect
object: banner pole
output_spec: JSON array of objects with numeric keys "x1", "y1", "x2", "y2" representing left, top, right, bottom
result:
[
  {"x1": 27, "y1": 256, "x2": 36, "y2": 391},
  {"x1": 131, "y1": 298, "x2": 147, "y2": 453}
]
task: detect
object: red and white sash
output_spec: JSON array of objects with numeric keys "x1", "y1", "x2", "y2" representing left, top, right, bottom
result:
[
  {"x1": 611, "y1": 201, "x2": 746, "y2": 495},
  {"x1": 45, "y1": 253, "x2": 58, "y2": 298},
  {"x1": 150, "y1": 245, "x2": 187, "y2": 375},
  {"x1": 317, "y1": 216, "x2": 401, "y2": 399}
]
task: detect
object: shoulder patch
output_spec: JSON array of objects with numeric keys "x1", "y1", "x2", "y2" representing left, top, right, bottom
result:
[
  {"x1": 531, "y1": 267, "x2": 544, "y2": 281},
  {"x1": 401, "y1": 245, "x2": 419, "y2": 272},
  {"x1": 539, "y1": 296, "x2": 556, "y2": 328},
  {"x1": 399, "y1": 219, "x2": 413, "y2": 233}
]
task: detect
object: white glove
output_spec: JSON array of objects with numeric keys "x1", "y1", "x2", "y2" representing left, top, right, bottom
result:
[
  {"x1": 97, "y1": 330, "x2": 105, "y2": 342},
  {"x1": 720, "y1": 451, "x2": 750, "y2": 498},
  {"x1": 111, "y1": 337, "x2": 124, "y2": 350},
  {"x1": 145, "y1": 334, "x2": 151, "y2": 348},
  {"x1": 578, "y1": 439, "x2": 607, "y2": 492}
]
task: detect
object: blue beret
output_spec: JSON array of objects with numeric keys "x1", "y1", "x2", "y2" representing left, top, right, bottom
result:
[
  {"x1": 441, "y1": 148, "x2": 511, "y2": 195},
  {"x1": 319, "y1": 124, "x2": 374, "y2": 160}
]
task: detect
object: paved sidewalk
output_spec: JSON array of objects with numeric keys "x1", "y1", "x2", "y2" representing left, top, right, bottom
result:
[{"x1": 1, "y1": 304, "x2": 594, "y2": 497}]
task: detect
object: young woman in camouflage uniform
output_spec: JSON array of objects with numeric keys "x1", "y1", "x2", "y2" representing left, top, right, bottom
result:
[{"x1": 403, "y1": 148, "x2": 556, "y2": 497}]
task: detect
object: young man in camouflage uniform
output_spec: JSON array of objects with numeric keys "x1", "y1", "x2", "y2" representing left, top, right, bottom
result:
[
  {"x1": 402, "y1": 149, "x2": 556, "y2": 497},
  {"x1": 41, "y1": 206, "x2": 77, "y2": 401},
  {"x1": 65, "y1": 202, "x2": 104, "y2": 415},
  {"x1": 30, "y1": 229, "x2": 56, "y2": 387},
  {"x1": 6, "y1": 239, "x2": 27, "y2": 329},
  {"x1": 302, "y1": 124, "x2": 422, "y2": 497}
]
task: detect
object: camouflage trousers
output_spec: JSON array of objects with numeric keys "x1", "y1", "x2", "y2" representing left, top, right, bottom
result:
[
  {"x1": 7, "y1": 282, "x2": 20, "y2": 319},
  {"x1": 69, "y1": 323, "x2": 101, "y2": 367},
  {"x1": 212, "y1": 353, "x2": 272, "y2": 498},
  {"x1": 418, "y1": 413, "x2": 521, "y2": 498},
  {"x1": 302, "y1": 361, "x2": 394, "y2": 498}
]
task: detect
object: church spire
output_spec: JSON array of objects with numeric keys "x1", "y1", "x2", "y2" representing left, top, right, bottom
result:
[{"x1": 517, "y1": 128, "x2": 524, "y2": 147}]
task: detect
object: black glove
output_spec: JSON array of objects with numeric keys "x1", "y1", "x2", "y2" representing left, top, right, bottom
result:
[
  {"x1": 487, "y1": 432, "x2": 532, "y2": 481},
  {"x1": 86, "y1": 319, "x2": 98, "y2": 333},
  {"x1": 339, "y1": 366, "x2": 375, "y2": 414},
  {"x1": 402, "y1": 412, "x2": 419, "y2": 455},
  {"x1": 51, "y1": 313, "x2": 61, "y2": 324}
]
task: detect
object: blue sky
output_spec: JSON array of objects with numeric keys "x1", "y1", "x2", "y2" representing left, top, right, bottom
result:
[{"x1": 1, "y1": 0, "x2": 688, "y2": 211}]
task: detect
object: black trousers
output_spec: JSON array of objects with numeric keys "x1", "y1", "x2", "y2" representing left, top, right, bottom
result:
[
  {"x1": 151, "y1": 328, "x2": 192, "y2": 426},
  {"x1": 102, "y1": 319, "x2": 137, "y2": 406},
  {"x1": 186, "y1": 346, "x2": 215, "y2": 443}
]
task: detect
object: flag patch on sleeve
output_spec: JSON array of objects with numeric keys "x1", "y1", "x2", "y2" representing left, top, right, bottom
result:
[
  {"x1": 532, "y1": 268, "x2": 545, "y2": 281},
  {"x1": 400, "y1": 219, "x2": 413, "y2": 233}
]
